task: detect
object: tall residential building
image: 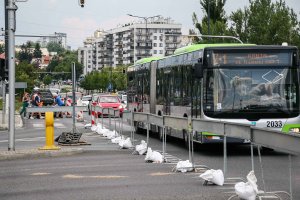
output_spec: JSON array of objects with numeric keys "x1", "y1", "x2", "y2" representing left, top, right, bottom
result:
[{"x1": 78, "y1": 17, "x2": 182, "y2": 73}]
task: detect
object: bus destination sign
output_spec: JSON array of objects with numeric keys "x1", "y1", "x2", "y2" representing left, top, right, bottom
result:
[{"x1": 212, "y1": 52, "x2": 291, "y2": 66}]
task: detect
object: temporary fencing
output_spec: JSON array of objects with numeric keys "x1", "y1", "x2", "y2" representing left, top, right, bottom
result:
[
  {"x1": 65, "y1": 98, "x2": 72, "y2": 118},
  {"x1": 100, "y1": 110, "x2": 300, "y2": 199}
]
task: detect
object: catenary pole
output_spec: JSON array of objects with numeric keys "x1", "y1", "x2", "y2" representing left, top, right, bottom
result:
[
  {"x1": 7, "y1": 0, "x2": 17, "y2": 151},
  {"x1": 72, "y1": 62, "x2": 76, "y2": 133}
]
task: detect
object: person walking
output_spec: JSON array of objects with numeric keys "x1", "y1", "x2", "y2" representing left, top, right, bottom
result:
[{"x1": 20, "y1": 92, "x2": 30, "y2": 118}]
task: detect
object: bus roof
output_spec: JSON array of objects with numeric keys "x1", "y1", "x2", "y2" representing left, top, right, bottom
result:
[
  {"x1": 135, "y1": 56, "x2": 162, "y2": 65},
  {"x1": 174, "y1": 43, "x2": 255, "y2": 55}
]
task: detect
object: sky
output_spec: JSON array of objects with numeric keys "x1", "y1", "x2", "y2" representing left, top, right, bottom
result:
[{"x1": 1, "y1": 0, "x2": 300, "y2": 50}]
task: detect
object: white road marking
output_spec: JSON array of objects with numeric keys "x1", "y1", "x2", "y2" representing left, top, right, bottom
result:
[{"x1": 0, "y1": 136, "x2": 45, "y2": 143}]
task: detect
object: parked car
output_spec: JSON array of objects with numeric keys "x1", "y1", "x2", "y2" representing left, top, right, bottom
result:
[
  {"x1": 49, "y1": 88, "x2": 60, "y2": 96},
  {"x1": 81, "y1": 95, "x2": 92, "y2": 111},
  {"x1": 66, "y1": 92, "x2": 82, "y2": 105},
  {"x1": 88, "y1": 93, "x2": 99, "y2": 114},
  {"x1": 95, "y1": 94, "x2": 126, "y2": 117}
]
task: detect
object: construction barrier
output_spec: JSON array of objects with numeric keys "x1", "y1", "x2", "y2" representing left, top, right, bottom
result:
[
  {"x1": 66, "y1": 98, "x2": 72, "y2": 118},
  {"x1": 26, "y1": 106, "x2": 88, "y2": 146}
]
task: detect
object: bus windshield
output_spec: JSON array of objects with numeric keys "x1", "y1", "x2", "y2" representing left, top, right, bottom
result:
[{"x1": 203, "y1": 67, "x2": 299, "y2": 120}]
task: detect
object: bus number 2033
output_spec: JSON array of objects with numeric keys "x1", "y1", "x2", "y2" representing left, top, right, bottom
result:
[{"x1": 266, "y1": 121, "x2": 283, "y2": 128}]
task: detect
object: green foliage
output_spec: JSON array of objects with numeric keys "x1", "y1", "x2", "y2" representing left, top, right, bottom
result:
[
  {"x1": 46, "y1": 42, "x2": 64, "y2": 55},
  {"x1": 229, "y1": 0, "x2": 300, "y2": 48},
  {"x1": 33, "y1": 43, "x2": 42, "y2": 58},
  {"x1": 80, "y1": 66, "x2": 127, "y2": 92},
  {"x1": 192, "y1": 0, "x2": 300, "y2": 47},
  {"x1": 47, "y1": 51, "x2": 83, "y2": 80},
  {"x1": 0, "y1": 44, "x2": 4, "y2": 54},
  {"x1": 17, "y1": 42, "x2": 33, "y2": 63},
  {"x1": 16, "y1": 61, "x2": 39, "y2": 94},
  {"x1": 192, "y1": 0, "x2": 231, "y2": 43},
  {"x1": 43, "y1": 74, "x2": 52, "y2": 85}
]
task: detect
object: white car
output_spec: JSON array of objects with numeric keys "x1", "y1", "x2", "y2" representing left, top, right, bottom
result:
[{"x1": 81, "y1": 95, "x2": 92, "y2": 110}]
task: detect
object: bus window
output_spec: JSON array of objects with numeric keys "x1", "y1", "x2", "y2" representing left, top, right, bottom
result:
[
  {"x1": 178, "y1": 55, "x2": 184, "y2": 64},
  {"x1": 158, "y1": 59, "x2": 165, "y2": 68},
  {"x1": 165, "y1": 57, "x2": 172, "y2": 66},
  {"x1": 173, "y1": 56, "x2": 179, "y2": 66},
  {"x1": 187, "y1": 53, "x2": 193, "y2": 62}
]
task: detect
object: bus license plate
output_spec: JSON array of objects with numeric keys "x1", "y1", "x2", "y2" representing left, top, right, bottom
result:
[{"x1": 266, "y1": 121, "x2": 283, "y2": 128}]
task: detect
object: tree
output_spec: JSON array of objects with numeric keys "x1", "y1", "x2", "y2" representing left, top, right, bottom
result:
[
  {"x1": 192, "y1": 0, "x2": 230, "y2": 43},
  {"x1": 17, "y1": 42, "x2": 33, "y2": 63},
  {"x1": 80, "y1": 66, "x2": 127, "y2": 93},
  {"x1": 16, "y1": 61, "x2": 39, "y2": 94},
  {"x1": 33, "y1": 43, "x2": 42, "y2": 58},
  {"x1": 43, "y1": 74, "x2": 52, "y2": 85},
  {"x1": 47, "y1": 51, "x2": 83, "y2": 80},
  {"x1": 46, "y1": 42, "x2": 64, "y2": 55},
  {"x1": 0, "y1": 44, "x2": 4, "y2": 54},
  {"x1": 229, "y1": 0, "x2": 300, "y2": 47}
]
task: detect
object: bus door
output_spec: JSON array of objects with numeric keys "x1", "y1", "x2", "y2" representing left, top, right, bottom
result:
[
  {"x1": 191, "y1": 78, "x2": 201, "y2": 118},
  {"x1": 136, "y1": 71, "x2": 144, "y2": 112},
  {"x1": 163, "y1": 68, "x2": 172, "y2": 115}
]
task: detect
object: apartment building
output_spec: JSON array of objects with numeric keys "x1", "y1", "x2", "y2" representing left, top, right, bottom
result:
[{"x1": 78, "y1": 17, "x2": 182, "y2": 74}]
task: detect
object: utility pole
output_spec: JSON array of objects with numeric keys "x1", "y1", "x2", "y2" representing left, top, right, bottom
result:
[
  {"x1": 127, "y1": 14, "x2": 161, "y2": 62},
  {"x1": 7, "y1": 0, "x2": 17, "y2": 151},
  {"x1": 208, "y1": 0, "x2": 210, "y2": 36}
]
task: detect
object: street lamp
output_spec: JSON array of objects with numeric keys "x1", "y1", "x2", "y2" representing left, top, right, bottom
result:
[{"x1": 127, "y1": 14, "x2": 161, "y2": 61}]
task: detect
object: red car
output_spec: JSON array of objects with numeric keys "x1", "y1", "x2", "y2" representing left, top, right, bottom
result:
[{"x1": 95, "y1": 95, "x2": 126, "y2": 117}]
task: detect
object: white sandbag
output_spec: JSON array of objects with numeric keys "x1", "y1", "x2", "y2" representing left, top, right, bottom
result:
[
  {"x1": 119, "y1": 138, "x2": 133, "y2": 149},
  {"x1": 96, "y1": 125, "x2": 105, "y2": 134},
  {"x1": 235, "y1": 182, "x2": 256, "y2": 200},
  {"x1": 199, "y1": 169, "x2": 224, "y2": 186},
  {"x1": 234, "y1": 171, "x2": 258, "y2": 200},
  {"x1": 102, "y1": 129, "x2": 113, "y2": 137},
  {"x1": 107, "y1": 130, "x2": 119, "y2": 139},
  {"x1": 144, "y1": 147, "x2": 163, "y2": 163},
  {"x1": 145, "y1": 147, "x2": 153, "y2": 161},
  {"x1": 176, "y1": 160, "x2": 193, "y2": 173},
  {"x1": 111, "y1": 136, "x2": 123, "y2": 144},
  {"x1": 151, "y1": 151, "x2": 163, "y2": 163},
  {"x1": 91, "y1": 125, "x2": 97, "y2": 132},
  {"x1": 246, "y1": 171, "x2": 258, "y2": 193},
  {"x1": 135, "y1": 140, "x2": 147, "y2": 155},
  {"x1": 84, "y1": 123, "x2": 91, "y2": 129}
]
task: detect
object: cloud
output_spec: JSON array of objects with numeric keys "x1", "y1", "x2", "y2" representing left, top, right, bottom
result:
[
  {"x1": 49, "y1": 0, "x2": 58, "y2": 8},
  {"x1": 61, "y1": 17, "x2": 98, "y2": 49},
  {"x1": 100, "y1": 15, "x2": 136, "y2": 30}
]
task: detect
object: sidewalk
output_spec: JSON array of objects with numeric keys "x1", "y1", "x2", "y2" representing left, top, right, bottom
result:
[
  {"x1": 0, "y1": 147, "x2": 84, "y2": 160},
  {"x1": 0, "y1": 110, "x2": 23, "y2": 130}
]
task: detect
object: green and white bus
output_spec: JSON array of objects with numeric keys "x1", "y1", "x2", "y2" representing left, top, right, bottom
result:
[{"x1": 127, "y1": 43, "x2": 300, "y2": 143}]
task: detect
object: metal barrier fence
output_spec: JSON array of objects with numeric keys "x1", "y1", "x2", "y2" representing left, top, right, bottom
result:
[{"x1": 116, "y1": 110, "x2": 299, "y2": 199}]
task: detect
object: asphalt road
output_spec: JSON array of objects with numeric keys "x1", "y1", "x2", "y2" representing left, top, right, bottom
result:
[{"x1": 0, "y1": 114, "x2": 299, "y2": 200}]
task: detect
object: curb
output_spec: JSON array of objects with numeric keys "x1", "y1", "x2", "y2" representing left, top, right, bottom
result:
[{"x1": 0, "y1": 147, "x2": 84, "y2": 161}]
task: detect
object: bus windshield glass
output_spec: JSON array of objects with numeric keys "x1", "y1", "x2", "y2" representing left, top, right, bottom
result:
[{"x1": 203, "y1": 67, "x2": 299, "y2": 120}]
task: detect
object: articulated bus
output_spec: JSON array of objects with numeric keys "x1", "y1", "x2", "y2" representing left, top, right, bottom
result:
[{"x1": 127, "y1": 43, "x2": 300, "y2": 144}]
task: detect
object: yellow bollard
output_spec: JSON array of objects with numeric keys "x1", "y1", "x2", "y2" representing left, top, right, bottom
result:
[{"x1": 39, "y1": 112, "x2": 60, "y2": 150}]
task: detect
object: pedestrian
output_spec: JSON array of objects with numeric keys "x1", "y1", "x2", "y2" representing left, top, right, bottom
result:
[
  {"x1": 32, "y1": 92, "x2": 43, "y2": 119},
  {"x1": 53, "y1": 93, "x2": 64, "y2": 118},
  {"x1": 20, "y1": 92, "x2": 30, "y2": 118}
]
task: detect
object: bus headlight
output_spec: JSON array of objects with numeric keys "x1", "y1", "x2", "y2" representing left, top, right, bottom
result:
[{"x1": 290, "y1": 128, "x2": 300, "y2": 133}]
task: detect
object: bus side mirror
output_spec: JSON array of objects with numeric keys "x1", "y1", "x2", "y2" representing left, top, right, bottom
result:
[{"x1": 193, "y1": 63, "x2": 203, "y2": 78}]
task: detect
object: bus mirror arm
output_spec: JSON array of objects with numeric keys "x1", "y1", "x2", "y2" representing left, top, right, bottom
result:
[{"x1": 193, "y1": 63, "x2": 203, "y2": 79}]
